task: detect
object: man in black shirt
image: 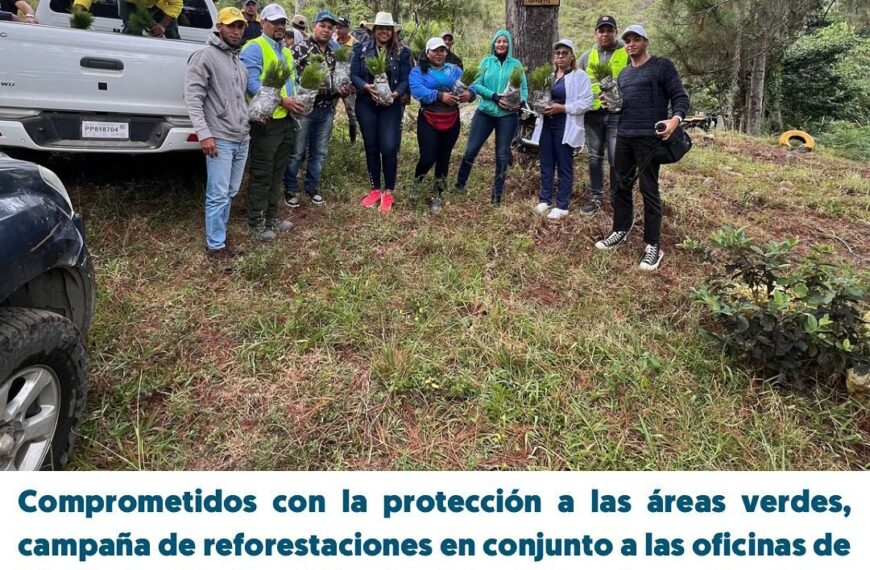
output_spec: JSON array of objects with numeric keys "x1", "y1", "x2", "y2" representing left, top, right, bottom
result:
[
  {"x1": 440, "y1": 31, "x2": 464, "y2": 70},
  {"x1": 594, "y1": 24, "x2": 689, "y2": 271},
  {"x1": 241, "y1": 0, "x2": 262, "y2": 43}
]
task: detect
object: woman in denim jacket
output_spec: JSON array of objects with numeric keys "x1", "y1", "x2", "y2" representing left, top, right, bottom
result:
[{"x1": 350, "y1": 12, "x2": 412, "y2": 213}]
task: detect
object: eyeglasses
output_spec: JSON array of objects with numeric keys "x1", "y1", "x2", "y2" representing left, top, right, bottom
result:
[
  {"x1": 554, "y1": 50, "x2": 571, "y2": 57},
  {"x1": 268, "y1": 19, "x2": 287, "y2": 26}
]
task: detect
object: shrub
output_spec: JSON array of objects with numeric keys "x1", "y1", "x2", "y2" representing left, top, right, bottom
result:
[
  {"x1": 819, "y1": 122, "x2": 870, "y2": 162},
  {"x1": 692, "y1": 227, "x2": 869, "y2": 385}
]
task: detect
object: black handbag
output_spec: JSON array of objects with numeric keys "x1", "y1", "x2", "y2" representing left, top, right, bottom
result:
[{"x1": 654, "y1": 125, "x2": 692, "y2": 165}]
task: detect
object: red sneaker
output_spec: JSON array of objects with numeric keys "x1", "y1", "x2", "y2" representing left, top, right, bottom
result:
[
  {"x1": 361, "y1": 189, "x2": 381, "y2": 208},
  {"x1": 379, "y1": 191, "x2": 394, "y2": 213}
]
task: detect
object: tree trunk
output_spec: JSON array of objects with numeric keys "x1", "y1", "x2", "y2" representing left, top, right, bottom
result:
[
  {"x1": 745, "y1": 37, "x2": 768, "y2": 135},
  {"x1": 505, "y1": 1, "x2": 559, "y2": 69},
  {"x1": 725, "y1": 6, "x2": 743, "y2": 131}
]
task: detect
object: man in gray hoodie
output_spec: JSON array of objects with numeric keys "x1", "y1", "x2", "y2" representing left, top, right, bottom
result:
[{"x1": 185, "y1": 7, "x2": 251, "y2": 263}]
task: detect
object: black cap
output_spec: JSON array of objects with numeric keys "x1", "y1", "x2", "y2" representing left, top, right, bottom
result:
[
  {"x1": 336, "y1": 17, "x2": 350, "y2": 27},
  {"x1": 595, "y1": 15, "x2": 617, "y2": 30}
]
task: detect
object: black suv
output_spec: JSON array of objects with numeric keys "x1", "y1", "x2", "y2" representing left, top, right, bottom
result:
[{"x1": 0, "y1": 154, "x2": 95, "y2": 471}]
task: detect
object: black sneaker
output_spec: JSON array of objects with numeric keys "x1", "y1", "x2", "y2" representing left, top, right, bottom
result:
[
  {"x1": 454, "y1": 184, "x2": 466, "y2": 195},
  {"x1": 580, "y1": 200, "x2": 602, "y2": 216},
  {"x1": 639, "y1": 243, "x2": 664, "y2": 271},
  {"x1": 309, "y1": 193, "x2": 324, "y2": 206},
  {"x1": 431, "y1": 195, "x2": 443, "y2": 214},
  {"x1": 595, "y1": 228, "x2": 631, "y2": 250},
  {"x1": 491, "y1": 193, "x2": 502, "y2": 206},
  {"x1": 284, "y1": 194, "x2": 301, "y2": 208}
]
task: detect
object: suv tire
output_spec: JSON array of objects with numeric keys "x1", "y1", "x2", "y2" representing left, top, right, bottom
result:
[{"x1": 0, "y1": 308, "x2": 88, "y2": 471}]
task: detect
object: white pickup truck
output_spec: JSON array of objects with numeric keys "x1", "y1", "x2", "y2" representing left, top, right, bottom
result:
[{"x1": 0, "y1": 0, "x2": 219, "y2": 153}]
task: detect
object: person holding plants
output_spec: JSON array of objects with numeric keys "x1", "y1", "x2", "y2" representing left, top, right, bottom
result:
[
  {"x1": 454, "y1": 30, "x2": 527, "y2": 205},
  {"x1": 531, "y1": 40, "x2": 593, "y2": 220},
  {"x1": 350, "y1": 12, "x2": 412, "y2": 213},
  {"x1": 409, "y1": 37, "x2": 476, "y2": 213}
]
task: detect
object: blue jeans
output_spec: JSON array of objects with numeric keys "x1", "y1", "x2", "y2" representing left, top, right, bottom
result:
[
  {"x1": 284, "y1": 106, "x2": 335, "y2": 195},
  {"x1": 585, "y1": 110, "x2": 619, "y2": 202},
  {"x1": 538, "y1": 120, "x2": 574, "y2": 210},
  {"x1": 456, "y1": 110, "x2": 518, "y2": 198},
  {"x1": 205, "y1": 138, "x2": 250, "y2": 250},
  {"x1": 355, "y1": 96, "x2": 403, "y2": 190}
]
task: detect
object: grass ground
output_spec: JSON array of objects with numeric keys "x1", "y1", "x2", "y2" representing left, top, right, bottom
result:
[{"x1": 41, "y1": 119, "x2": 869, "y2": 471}]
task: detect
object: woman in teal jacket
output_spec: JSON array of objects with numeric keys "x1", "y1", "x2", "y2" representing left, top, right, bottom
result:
[{"x1": 454, "y1": 29, "x2": 528, "y2": 204}]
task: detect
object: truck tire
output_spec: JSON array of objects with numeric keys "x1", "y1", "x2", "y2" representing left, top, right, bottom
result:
[
  {"x1": 0, "y1": 308, "x2": 88, "y2": 471},
  {"x1": 778, "y1": 130, "x2": 815, "y2": 151}
]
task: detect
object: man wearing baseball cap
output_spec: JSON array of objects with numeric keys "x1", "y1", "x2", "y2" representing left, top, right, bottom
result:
[
  {"x1": 333, "y1": 17, "x2": 359, "y2": 144},
  {"x1": 240, "y1": 3, "x2": 306, "y2": 240},
  {"x1": 291, "y1": 13, "x2": 307, "y2": 33},
  {"x1": 594, "y1": 24, "x2": 690, "y2": 271},
  {"x1": 241, "y1": 0, "x2": 262, "y2": 43},
  {"x1": 283, "y1": 10, "x2": 351, "y2": 208},
  {"x1": 440, "y1": 31, "x2": 464, "y2": 70},
  {"x1": 577, "y1": 15, "x2": 628, "y2": 215},
  {"x1": 185, "y1": 7, "x2": 252, "y2": 264}
]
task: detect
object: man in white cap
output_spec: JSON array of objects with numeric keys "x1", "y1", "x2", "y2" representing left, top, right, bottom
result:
[
  {"x1": 594, "y1": 24, "x2": 690, "y2": 271},
  {"x1": 240, "y1": 3, "x2": 305, "y2": 240}
]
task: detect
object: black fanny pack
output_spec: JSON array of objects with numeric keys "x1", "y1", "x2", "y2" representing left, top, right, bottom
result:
[{"x1": 654, "y1": 126, "x2": 692, "y2": 165}]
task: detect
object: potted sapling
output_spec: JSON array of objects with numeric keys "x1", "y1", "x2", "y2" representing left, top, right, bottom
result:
[
  {"x1": 452, "y1": 61, "x2": 478, "y2": 97},
  {"x1": 248, "y1": 60, "x2": 293, "y2": 123},
  {"x1": 499, "y1": 67, "x2": 523, "y2": 109},
  {"x1": 332, "y1": 46, "x2": 352, "y2": 92},
  {"x1": 366, "y1": 50, "x2": 393, "y2": 105},
  {"x1": 528, "y1": 65, "x2": 553, "y2": 114},
  {"x1": 591, "y1": 62, "x2": 623, "y2": 113},
  {"x1": 297, "y1": 63, "x2": 327, "y2": 116}
]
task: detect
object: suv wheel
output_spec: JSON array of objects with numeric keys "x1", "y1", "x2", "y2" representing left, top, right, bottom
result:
[{"x1": 0, "y1": 308, "x2": 88, "y2": 471}]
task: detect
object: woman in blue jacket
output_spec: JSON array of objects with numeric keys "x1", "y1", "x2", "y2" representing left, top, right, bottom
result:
[
  {"x1": 350, "y1": 12, "x2": 412, "y2": 213},
  {"x1": 454, "y1": 29, "x2": 528, "y2": 205},
  {"x1": 409, "y1": 37, "x2": 476, "y2": 213}
]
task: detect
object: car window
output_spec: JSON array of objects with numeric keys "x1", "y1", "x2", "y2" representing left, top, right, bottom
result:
[{"x1": 49, "y1": 0, "x2": 214, "y2": 29}]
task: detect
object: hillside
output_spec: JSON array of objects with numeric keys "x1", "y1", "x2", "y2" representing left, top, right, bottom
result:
[{"x1": 35, "y1": 122, "x2": 869, "y2": 471}]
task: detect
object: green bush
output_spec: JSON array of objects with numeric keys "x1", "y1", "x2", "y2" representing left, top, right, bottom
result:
[
  {"x1": 819, "y1": 121, "x2": 870, "y2": 162},
  {"x1": 692, "y1": 227, "x2": 869, "y2": 385}
]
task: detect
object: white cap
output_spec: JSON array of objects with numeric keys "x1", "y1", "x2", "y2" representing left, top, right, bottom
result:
[
  {"x1": 426, "y1": 37, "x2": 447, "y2": 52},
  {"x1": 622, "y1": 24, "x2": 648, "y2": 40},
  {"x1": 553, "y1": 38, "x2": 575, "y2": 53},
  {"x1": 260, "y1": 3, "x2": 287, "y2": 22}
]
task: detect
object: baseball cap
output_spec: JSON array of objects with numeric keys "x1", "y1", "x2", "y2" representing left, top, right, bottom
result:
[
  {"x1": 553, "y1": 39, "x2": 575, "y2": 53},
  {"x1": 425, "y1": 37, "x2": 447, "y2": 52},
  {"x1": 260, "y1": 4, "x2": 287, "y2": 22},
  {"x1": 241, "y1": 0, "x2": 257, "y2": 6},
  {"x1": 336, "y1": 17, "x2": 350, "y2": 27},
  {"x1": 218, "y1": 7, "x2": 246, "y2": 25},
  {"x1": 440, "y1": 31, "x2": 454, "y2": 39},
  {"x1": 595, "y1": 15, "x2": 617, "y2": 30},
  {"x1": 291, "y1": 13, "x2": 307, "y2": 28},
  {"x1": 314, "y1": 10, "x2": 336, "y2": 25},
  {"x1": 621, "y1": 24, "x2": 648, "y2": 40}
]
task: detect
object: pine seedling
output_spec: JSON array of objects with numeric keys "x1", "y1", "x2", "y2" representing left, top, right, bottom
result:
[
  {"x1": 529, "y1": 65, "x2": 553, "y2": 92},
  {"x1": 310, "y1": 54, "x2": 326, "y2": 66},
  {"x1": 366, "y1": 50, "x2": 387, "y2": 76},
  {"x1": 460, "y1": 61, "x2": 479, "y2": 86},
  {"x1": 70, "y1": 6, "x2": 95, "y2": 30},
  {"x1": 299, "y1": 64, "x2": 327, "y2": 90},
  {"x1": 509, "y1": 67, "x2": 523, "y2": 89},
  {"x1": 261, "y1": 61, "x2": 292, "y2": 89},
  {"x1": 590, "y1": 62, "x2": 612, "y2": 82},
  {"x1": 333, "y1": 46, "x2": 351, "y2": 63},
  {"x1": 126, "y1": 6, "x2": 156, "y2": 35}
]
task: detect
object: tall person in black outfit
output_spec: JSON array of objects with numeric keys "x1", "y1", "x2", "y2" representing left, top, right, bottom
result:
[{"x1": 594, "y1": 24, "x2": 689, "y2": 272}]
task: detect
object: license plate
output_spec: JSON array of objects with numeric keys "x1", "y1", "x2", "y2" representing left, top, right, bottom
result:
[{"x1": 82, "y1": 120, "x2": 129, "y2": 139}]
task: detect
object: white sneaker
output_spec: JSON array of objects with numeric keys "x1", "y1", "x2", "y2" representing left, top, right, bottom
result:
[
  {"x1": 547, "y1": 208, "x2": 569, "y2": 220},
  {"x1": 534, "y1": 202, "x2": 551, "y2": 215},
  {"x1": 639, "y1": 243, "x2": 664, "y2": 271}
]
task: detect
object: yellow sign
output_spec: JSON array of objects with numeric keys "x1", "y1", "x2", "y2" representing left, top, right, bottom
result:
[{"x1": 523, "y1": 0, "x2": 560, "y2": 5}]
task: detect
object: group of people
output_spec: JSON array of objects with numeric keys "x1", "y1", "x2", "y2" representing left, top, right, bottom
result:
[{"x1": 183, "y1": 4, "x2": 688, "y2": 272}]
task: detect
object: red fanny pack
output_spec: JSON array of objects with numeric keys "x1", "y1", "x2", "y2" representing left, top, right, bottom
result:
[{"x1": 422, "y1": 109, "x2": 459, "y2": 132}]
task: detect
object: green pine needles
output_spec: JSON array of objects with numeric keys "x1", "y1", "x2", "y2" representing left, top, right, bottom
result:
[
  {"x1": 126, "y1": 6, "x2": 156, "y2": 35},
  {"x1": 509, "y1": 67, "x2": 523, "y2": 89},
  {"x1": 529, "y1": 65, "x2": 553, "y2": 92},
  {"x1": 261, "y1": 61, "x2": 292, "y2": 89},
  {"x1": 591, "y1": 62, "x2": 613, "y2": 82},
  {"x1": 366, "y1": 50, "x2": 387, "y2": 76},
  {"x1": 70, "y1": 6, "x2": 95, "y2": 30},
  {"x1": 299, "y1": 64, "x2": 327, "y2": 90},
  {"x1": 460, "y1": 61, "x2": 479, "y2": 86},
  {"x1": 333, "y1": 46, "x2": 351, "y2": 63}
]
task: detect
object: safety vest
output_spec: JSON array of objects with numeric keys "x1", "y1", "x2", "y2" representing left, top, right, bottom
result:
[
  {"x1": 587, "y1": 47, "x2": 628, "y2": 111},
  {"x1": 248, "y1": 35, "x2": 295, "y2": 119}
]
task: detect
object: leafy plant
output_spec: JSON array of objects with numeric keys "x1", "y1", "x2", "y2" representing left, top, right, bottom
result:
[
  {"x1": 309, "y1": 54, "x2": 326, "y2": 67},
  {"x1": 333, "y1": 46, "x2": 351, "y2": 63},
  {"x1": 261, "y1": 61, "x2": 292, "y2": 89},
  {"x1": 509, "y1": 66, "x2": 523, "y2": 89},
  {"x1": 692, "y1": 227, "x2": 869, "y2": 385},
  {"x1": 528, "y1": 65, "x2": 553, "y2": 92},
  {"x1": 590, "y1": 61, "x2": 613, "y2": 82},
  {"x1": 299, "y1": 64, "x2": 327, "y2": 90},
  {"x1": 126, "y1": 6, "x2": 156, "y2": 35},
  {"x1": 366, "y1": 50, "x2": 387, "y2": 76},
  {"x1": 70, "y1": 6, "x2": 95, "y2": 30},
  {"x1": 819, "y1": 122, "x2": 870, "y2": 162},
  {"x1": 460, "y1": 61, "x2": 479, "y2": 86}
]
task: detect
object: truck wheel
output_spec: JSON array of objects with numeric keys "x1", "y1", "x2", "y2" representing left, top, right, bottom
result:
[{"x1": 0, "y1": 308, "x2": 88, "y2": 471}]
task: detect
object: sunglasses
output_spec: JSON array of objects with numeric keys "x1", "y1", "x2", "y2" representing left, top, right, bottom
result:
[
  {"x1": 268, "y1": 19, "x2": 288, "y2": 26},
  {"x1": 554, "y1": 50, "x2": 572, "y2": 57}
]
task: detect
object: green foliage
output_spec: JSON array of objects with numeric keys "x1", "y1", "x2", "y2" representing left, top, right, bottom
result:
[
  {"x1": 460, "y1": 61, "x2": 479, "y2": 86},
  {"x1": 819, "y1": 121, "x2": 870, "y2": 162},
  {"x1": 528, "y1": 64, "x2": 553, "y2": 92},
  {"x1": 366, "y1": 49, "x2": 387, "y2": 76},
  {"x1": 509, "y1": 66, "x2": 523, "y2": 89},
  {"x1": 126, "y1": 6, "x2": 156, "y2": 35},
  {"x1": 261, "y1": 61, "x2": 292, "y2": 89},
  {"x1": 693, "y1": 227, "x2": 869, "y2": 385},
  {"x1": 589, "y1": 62, "x2": 613, "y2": 82},
  {"x1": 299, "y1": 64, "x2": 327, "y2": 90},
  {"x1": 333, "y1": 46, "x2": 351, "y2": 63},
  {"x1": 70, "y1": 6, "x2": 95, "y2": 30}
]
